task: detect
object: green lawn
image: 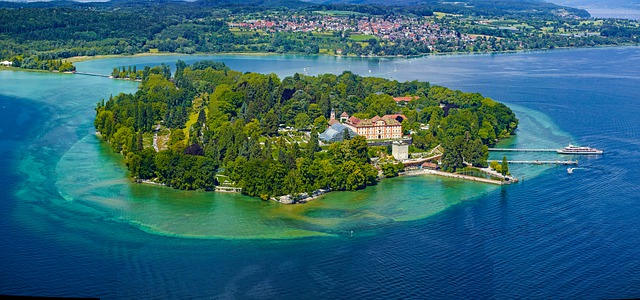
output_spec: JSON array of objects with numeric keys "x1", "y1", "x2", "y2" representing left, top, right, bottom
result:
[
  {"x1": 142, "y1": 132, "x2": 154, "y2": 149},
  {"x1": 350, "y1": 34, "x2": 377, "y2": 42},
  {"x1": 230, "y1": 28, "x2": 262, "y2": 36}
]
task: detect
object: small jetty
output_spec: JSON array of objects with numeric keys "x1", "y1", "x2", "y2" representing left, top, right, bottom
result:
[
  {"x1": 215, "y1": 186, "x2": 242, "y2": 193},
  {"x1": 74, "y1": 71, "x2": 111, "y2": 78}
]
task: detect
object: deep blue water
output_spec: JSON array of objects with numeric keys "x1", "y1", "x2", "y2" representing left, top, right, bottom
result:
[{"x1": 1, "y1": 47, "x2": 640, "y2": 298}]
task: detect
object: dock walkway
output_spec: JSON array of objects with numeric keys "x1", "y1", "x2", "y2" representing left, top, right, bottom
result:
[{"x1": 74, "y1": 71, "x2": 111, "y2": 78}]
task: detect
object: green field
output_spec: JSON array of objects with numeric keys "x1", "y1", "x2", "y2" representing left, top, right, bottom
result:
[
  {"x1": 350, "y1": 34, "x2": 377, "y2": 42},
  {"x1": 230, "y1": 28, "x2": 263, "y2": 36}
]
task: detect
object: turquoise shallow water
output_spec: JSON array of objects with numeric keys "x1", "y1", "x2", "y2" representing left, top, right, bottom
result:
[{"x1": 1, "y1": 46, "x2": 639, "y2": 298}]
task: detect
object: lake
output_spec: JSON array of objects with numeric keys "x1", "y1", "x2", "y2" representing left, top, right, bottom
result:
[{"x1": 1, "y1": 46, "x2": 639, "y2": 298}]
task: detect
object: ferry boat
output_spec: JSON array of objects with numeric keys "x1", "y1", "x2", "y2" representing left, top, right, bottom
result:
[{"x1": 557, "y1": 144, "x2": 603, "y2": 155}]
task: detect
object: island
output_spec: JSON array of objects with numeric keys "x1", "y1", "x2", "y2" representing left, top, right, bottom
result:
[{"x1": 94, "y1": 60, "x2": 518, "y2": 203}]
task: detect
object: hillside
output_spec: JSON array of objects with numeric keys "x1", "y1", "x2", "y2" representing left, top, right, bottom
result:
[{"x1": 304, "y1": 0, "x2": 591, "y2": 18}]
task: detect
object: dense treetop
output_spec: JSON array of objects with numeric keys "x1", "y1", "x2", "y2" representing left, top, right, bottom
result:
[{"x1": 95, "y1": 60, "x2": 517, "y2": 200}]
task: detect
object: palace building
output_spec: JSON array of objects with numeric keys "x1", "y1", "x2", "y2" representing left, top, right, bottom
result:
[{"x1": 342, "y1": 113, "x2": 406, "y2": 140}]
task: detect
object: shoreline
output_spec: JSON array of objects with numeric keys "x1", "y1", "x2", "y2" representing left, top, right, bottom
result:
[
  {"x1": 63, "y1": 44, "x2": 640, "y2": 65},
  {"x1": 401, "y1": 169, "x2": 511, "y2": 185},
  {"x1": 0, "y1": 66, "x2": 77, "y2": 74},
  {"x1": 3, "y1": 44, "x2": 637, "y2": 75},
  {"x1": 66, "y1": 51, "x2": 280, "y2": 63}
]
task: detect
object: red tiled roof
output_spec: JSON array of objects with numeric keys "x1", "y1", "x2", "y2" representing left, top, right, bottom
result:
[
  {"x1": 393, "y1": 96, "x2": 419, "y2": 102},
  {"x1": 422, "y1": 162, "x2": 438, "y2": 169},
  {"x1": 383, "y1": 114, "x2": 407, "y2": 122}
]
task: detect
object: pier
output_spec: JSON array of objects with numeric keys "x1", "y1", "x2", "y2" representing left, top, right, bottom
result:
[
  {"x1": 488, "y1": 160, "x2": 578, "y2": 165},
  {"x1": 488, "y1": 148, "x2": 557, "y2": 152},
  {"x1": 74, "y1": 72, "x2": 111, "y2": 78}
]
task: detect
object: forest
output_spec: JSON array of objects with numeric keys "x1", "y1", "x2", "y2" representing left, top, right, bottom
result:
[
  {"x1": 94, "y1": 60, "x2": 517, "y2": 200},
  {"x1": 1, "y1": 0, "x2": 639, "y2": 64}
]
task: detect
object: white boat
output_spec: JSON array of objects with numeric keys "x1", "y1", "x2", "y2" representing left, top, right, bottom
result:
[
  {"x1": 567, "y1": 168, "x2": 574, "y2": 174},
  {"x1": 557, "y1": 144, "x2": 603, "y2": 155}
]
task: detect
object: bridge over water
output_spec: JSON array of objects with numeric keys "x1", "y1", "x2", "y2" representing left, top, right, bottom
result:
[{"x1": 74, "y1": 72, "x2": 111, "y2": 78}]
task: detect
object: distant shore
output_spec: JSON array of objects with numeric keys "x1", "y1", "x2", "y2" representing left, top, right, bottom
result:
[
  {"x1": 66, "y1": 51, "x2": 279, "y2": 63},
  {"x1": 3, "y1": 44, "x2": 637, "y2": 75},
  {"x1": 63, "y1": 44, "x2": 640, "y2": 65}
]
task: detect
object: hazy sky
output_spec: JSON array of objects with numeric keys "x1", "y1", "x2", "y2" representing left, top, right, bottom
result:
[{"x1": 548, "y1": 0, "x2": 640, "y2": 19}]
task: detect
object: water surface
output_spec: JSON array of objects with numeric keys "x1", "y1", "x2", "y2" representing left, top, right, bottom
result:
[{"x1": 1, "y1": 46, "x2": 639, "y2": 298}]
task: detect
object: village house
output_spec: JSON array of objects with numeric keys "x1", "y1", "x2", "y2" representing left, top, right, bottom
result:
[{"x1": 392, "y1": 96, "x2": 418, "y2": 104}]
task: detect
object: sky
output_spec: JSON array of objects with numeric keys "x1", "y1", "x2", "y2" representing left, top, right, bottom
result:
[{"x1": 548, "y1": 0, "x2": 640, "y2": 19}]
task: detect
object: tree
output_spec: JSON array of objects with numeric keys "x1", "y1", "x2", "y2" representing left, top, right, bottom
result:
[
  {"x1": 441, "y1": 135, "x2": 465, "y2": 172},
  {"x1": 349, "y1": 136, "x2": 370, "y2": 164},
  {"x1": 263, "y1": 109, "x2": 279, "y2": 136},
  {"x1": 343, "y1": 128, "x2": 351, "y2": 141},
  {"x1": 136, "y1": 131, "x2": 144, "y2": 151},
  {"x1": 501, "y1": 155, "x2": 509, "y2": 176},
  {"x1": 313, "y1": 115, "x2": 328, "y2": 131},
  {"x1": 306, "y1": 128, "x2": 321, "y2": 158},
  {"x1": 244, "y1": 118, "x2": 262, "y2": 137},
  {"x1": 490, "y1": 161, "x2": 502, "y2": 173},
  {"x1": 294, "y1": 112, "x2": 311, "y2": 130},
  {"x1": 381, "y1": 162, "x2": 404, "y2": 177},
  {"x1": 364, "y1": 94, "x2": 396, "y2": 117}
]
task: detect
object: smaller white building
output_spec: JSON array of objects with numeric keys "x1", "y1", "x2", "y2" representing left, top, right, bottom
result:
[
  {"x1": 392, "y1": 142, "x2": 409, "y2": 161},
  {"x1": 1, "y1": 61, "x2": 12, "y2": 67}
]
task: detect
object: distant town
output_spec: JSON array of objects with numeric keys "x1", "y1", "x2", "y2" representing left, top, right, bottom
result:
[{"x1": 2, "y1": 0, "x2": 639, "y2": 70}]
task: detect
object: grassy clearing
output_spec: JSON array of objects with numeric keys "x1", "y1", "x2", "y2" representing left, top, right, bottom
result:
[
  {"x1": 142, "y1": 132, "x2": 154, "y2": 149},
  {"x1": 581, "y1": 20, "x2": 604, "y2": 26},
  {"x1": 313, "y1": 32, "x2": 334, "y2": 37},
  {"x1": 230, "y1": 28, "x2": 260, "y2": 36},
  {"x1": 434, "y1": 12, "x2": 462, "y2": 18},
  {"x1": 184, "y1": 95, "x2": 207, "y2": 141},
  {"x1": 215, "y1": 174, "x2": 239, "y2": 187},
  {"x1": 350, "y1": 34, "x2": 377, "y2": 42},
  {"x1": 156, "y1": 128, "x2": 170, "y2": 151}
]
